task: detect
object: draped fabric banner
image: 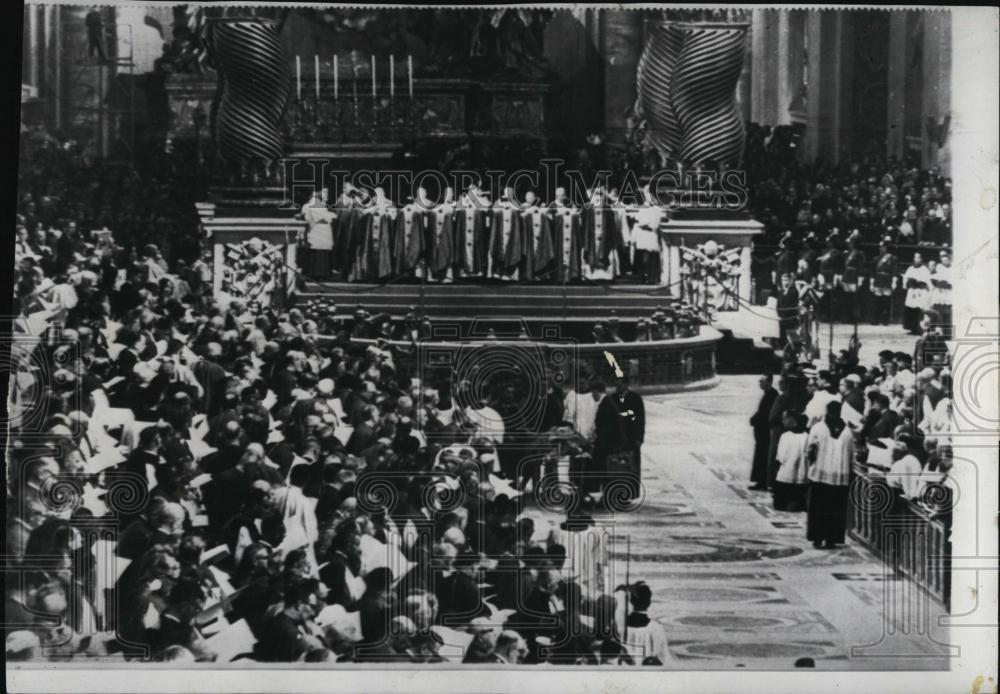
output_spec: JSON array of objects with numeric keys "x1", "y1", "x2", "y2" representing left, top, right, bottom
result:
[
  {"x1": 211, "y1": 17, "x2": 289, "y2": 162},
  {"x1": 637, "y1": 22, "x2": 748, "y2": 170}
]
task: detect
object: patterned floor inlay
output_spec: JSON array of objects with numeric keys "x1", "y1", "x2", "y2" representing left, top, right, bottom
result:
[
  {"x1": 651, "y1": 584, "x2": 805, "y2": 606},
  {"x1": 611, "y1": 536, "x2": 803, "y2": 563},
  {"x1": 661, "y1": 610, "x2": 839, "y2": 636},
  {"x1": 668, "y1": 639, "x2": 847, "y2": 661}
]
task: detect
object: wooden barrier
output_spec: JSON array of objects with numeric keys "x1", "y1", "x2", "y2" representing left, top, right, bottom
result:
[{"x1": 849, "y1": 467, "x2": 951, "y2": 610}]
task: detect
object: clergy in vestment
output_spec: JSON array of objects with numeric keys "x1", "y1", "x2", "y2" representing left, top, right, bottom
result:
[
  {"x1": 359, "y1": 192, "x2": 395, "y2": 281},
  {"x1": 805, "y1": 400, "x2": 855, "y2": 549},
  {"x1": 581, "y1": 191, "x2": 620, "y2": 280},
  {"x1": 490, "y1": 188, "x2": 523, "y2": 280},
  {"x1": 395, "y1": 199, "x2": 427, "y2": 277},
  {"x1": 520, "y1": 192, "x2": 554, "y2": 282},
  {"x1": 429, "y1": 192, "x2": 455, "y2": 282},
  {"x1": 454, "y1": 190, "x2": 489, "y2": 278},
  {"x1": 301, "y1": 188, "x2": 334, "y2": 278},
  {"x1": 901, "y1": 252, "x2": 933, "y2": 334}
]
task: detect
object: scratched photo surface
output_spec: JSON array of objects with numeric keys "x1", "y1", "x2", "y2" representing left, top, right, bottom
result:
[{"x1": 4, "y1": 4, "x2": 997, "y2": 693}]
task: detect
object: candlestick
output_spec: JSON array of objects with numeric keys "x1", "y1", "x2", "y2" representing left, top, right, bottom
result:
[
  {"x1": 407, "y1": 55, "x2": 413, "y2": 98},
  {"x1": 333, "y1": 55, "x2": 338, "y2": 100},
  {"x1": 371, "y1": 55, "x2": 376, "y2": 100},
  {"x1": 389, "y1": 55, "x2": 395, "y2": 99},
  {"x1": 314, "y1": 55, "x2": 320, "y2": 100},
  {"x1": 296, "y1": 55, "x2": 302, "y2": 101}
]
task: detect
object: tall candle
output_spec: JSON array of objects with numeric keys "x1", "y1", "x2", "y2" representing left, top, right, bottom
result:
[
  {"x1": 333, "y1": 55, "x2": 338, "y2": 100},
  {"x1": 371, "y1": 55, "x2": 376, "y2": 99},
  {"x1": 296, "y1": 55, "x2": 302, "y2": 100},
  {"x1": 389, "y1": 54, "x2": 395, "y2": 98},
  {"x1": 314, "y1": 55, "x2": 320, "y2": 100},
  {"x1": 407, "y1": 55, "x2": 413, "y2": 98}
]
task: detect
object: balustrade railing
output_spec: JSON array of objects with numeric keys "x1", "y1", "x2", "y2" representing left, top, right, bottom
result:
[
  {"x1": 283, "y1": 93, "x2": 424, "y2": 144},
  {"x1": 849, "y1": 466, "x2": 952, "y2": 610}
]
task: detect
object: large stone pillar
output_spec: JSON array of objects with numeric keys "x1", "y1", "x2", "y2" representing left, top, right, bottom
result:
[
  {"x1": 50, "y1": 5, "x2": 62, "y2": 130},
  {"x1": 921, "y1": 11, "x2": 952, "y2": 173},
  {"x1": 803, "y1": 12, "x2": 823, "y2": 161},
  {"x1": 804, "y1": 11, "x2": 852, "y2": 163},
  {"x1": 886, "y1": 12, "x2": 907, "y2": 160},
  {"x1": 786, "y1": 11, "x2": 807, "y2": 122},
  {"x1": 750, "y1": 9, "x2": 781, "y2": 125},
  {"x1": 26, "y1": 5, "x2": 40, "y2": 88},
  {"x1": 601, "y1": 9, "x2": 643, "y2": 147}
]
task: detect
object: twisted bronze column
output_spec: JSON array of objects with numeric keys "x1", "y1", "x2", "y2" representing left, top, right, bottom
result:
[
  {"x1": 637, "y1": 22, "x2": 748, "y2": 170},
  {"x1": 211, "y1": 17, "x2": 289, "y2": 163}
]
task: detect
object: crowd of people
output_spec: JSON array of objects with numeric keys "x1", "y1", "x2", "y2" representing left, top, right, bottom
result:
[
  {"x1": 6, "y1": 213, "x2": 669, "y2": 665},
  {"x1": 17, "y1": 128, "x2": 208, "y2": 266},
  {"x1": 7, "y1": 122, "x2": 958, "y2": 664},
  {"x1": 747, "y1": 135, "x2": 953, "y2": 332},
  {"x1": 298, "y1": 183, "x2": 665, "y2": 286},
  {"x1": 748, "y1": 310, "x2": 954, "y2": 548}
]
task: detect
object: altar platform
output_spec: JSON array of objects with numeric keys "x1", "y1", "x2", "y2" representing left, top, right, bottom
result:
[{"x1": 293, "y1": 280, "x2": 780, "y2": 376}]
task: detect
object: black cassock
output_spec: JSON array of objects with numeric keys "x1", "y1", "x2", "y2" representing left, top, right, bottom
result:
[
  {"x1": 749, "y1": 386, "x2": 778, "y2": 487},
  {"x1": 593, "y1": 390, "x2": 645, "y2": 499}
]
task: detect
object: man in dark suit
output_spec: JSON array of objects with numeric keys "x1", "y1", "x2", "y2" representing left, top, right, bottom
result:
[
  {"x1": 254, "y1": 578, "x2": 326, "y2": 662},
  {"x1": 749, "y1": 373, "x2": 778, "y2": 491},
  {"x1": 436, "y1": 550, "x2": 489, "y2": 625},
  {"x1": 192, "y1": 342, "x2": 228, "y2": 418},
  {"x1": 594, "y1": 374, "x2": 646, "y2": 501},
  {"x1": 346, "y1": 405, "x2": 378, "y2": 455},
  {"x1": 775, "y1": 272, "x2": 800, "y2": 347}
]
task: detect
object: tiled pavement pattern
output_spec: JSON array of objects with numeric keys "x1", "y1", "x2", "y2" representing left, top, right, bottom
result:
[{"x1": 527, "y1": 374, "x2": 952, "y2": 670}]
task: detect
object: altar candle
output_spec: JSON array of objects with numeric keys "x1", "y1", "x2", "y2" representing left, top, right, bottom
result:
[
  {"x1": 296, "y1": 55, "x2": 302, "y2": 100},
  {"x1": 407, "y1": 55, "x2": 413, "y2": 97},
  {"x1": 389, "y1": 54, "x2": 395, "y2": 98},
  {"x1": 314, "y1": 55, "x2": 320, "y2": 100},
  {"x1": 333, "y1": 55, "x2": 338, "y2": 99},
  {"x1": 371, "y1": 55, "x2": 376, "y2": 99}
]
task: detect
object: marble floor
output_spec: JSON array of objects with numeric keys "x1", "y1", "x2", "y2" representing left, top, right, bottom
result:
[{"x1": 529, "y1": 374, "x2": 953, "y2": 670}]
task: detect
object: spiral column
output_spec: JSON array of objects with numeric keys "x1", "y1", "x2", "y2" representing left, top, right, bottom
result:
[
  {"x1": 210, "y1": 17, "x2": 289, "y2": 162},
  {"x1": 637, "y1": 22, "x2": 748, "y2": 169}
]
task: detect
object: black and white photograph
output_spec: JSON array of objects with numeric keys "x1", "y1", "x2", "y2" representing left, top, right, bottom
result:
[{"x1": 4, "y1": 4, "x2": 997, "y2": 693}]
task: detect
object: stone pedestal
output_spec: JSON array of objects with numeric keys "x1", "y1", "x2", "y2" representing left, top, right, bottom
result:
[
  {"x1": 659, "y1": 216, "x2": 764, "y2": 304},
  {"x1": 197, "y1": 203, "x2": 305, "y2": 309}
]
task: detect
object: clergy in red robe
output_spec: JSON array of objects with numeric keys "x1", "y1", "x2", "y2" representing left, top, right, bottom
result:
[
  {"x1": 429, "y1": 202, "x2": 455, "y2": 280},
  {"x1": 551, "y1": 204, "x2": 583, "y2": 283},
  {"x1": 521, "y1": 193, "x2": 554, "y2": 282},
  {"x1": 332, "y1": 188, "x2": 363, "y2": 279},
  {"x1": 394, "y1": 201, "x2": 428, "y2": 277},
  {"x1": 454, "y1": 193, "x2": 489, "y2": 278},
  {"x1": 490, "y1": 189, "x2": 523, "y2": 279},
  {"x1": 360, "y1": 203, "x2": 395, "y2": 280},
  {"x1": 582, "y1": 192, "x2": 620, "y2": 273}
]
